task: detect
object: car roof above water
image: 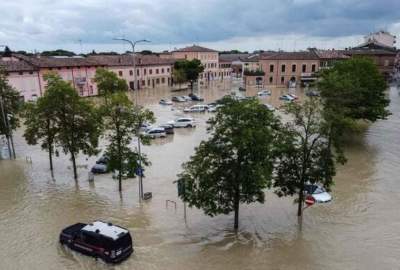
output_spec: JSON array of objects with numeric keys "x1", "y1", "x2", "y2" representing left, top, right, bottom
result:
[{"x1": 82, "y1": 221, "x2": 129, "y2": 240}]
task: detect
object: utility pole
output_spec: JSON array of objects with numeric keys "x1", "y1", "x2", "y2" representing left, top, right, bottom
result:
[
  {"x1": 0, "y1": 97, "x2": 12, "y2": 159},
  {"x1": 113, "y1": 38, "x2": 150, "y2": 201},
  {"x1": 0, "y1": 46, "x2": 8, "y2": 158}
]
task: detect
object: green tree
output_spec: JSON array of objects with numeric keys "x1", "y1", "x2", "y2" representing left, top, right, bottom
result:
[
  {"x1": 44, "y1": 73, "x2": 101, "y2": 180},
  {"x1": 0, "y1": 68, "x2": 20, "y2": 158},
  {"x1": 273, "y1": 99, "x2": 338, "y2": 218},
  {"x1": 23, "y1": 95, "x2": 58, "y2": 171},
  {"x1": 102, "y1": 92, "x2": 155, "y2": 191},
  {"x1": 172, "y1": 68, "x2": 186, "y2": 90},
  {"x1": 2, "y1": 46, "x2": 12, "y2": 57},
  {"x1": 140, "y1": 50, "x2": 153, "y2": 55},
  {"x1": 41, "y1": 49, "x2": 75, "y2": 57},
  {"x1": 177, "y1": 97, "x2": 280, "y2": 230},
  {"x1": 318, "y1": 57, "x2": 390, "y2": 155},
  {"x1": 94, "y1": 68, "x2": 128, "y2": 104},
  {"x1": 173, "y1": 59, "x2": 204, "y2": 92}
]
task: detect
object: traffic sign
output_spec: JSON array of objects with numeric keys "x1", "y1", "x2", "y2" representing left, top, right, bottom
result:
[
  {"x1": 305, "y1": 195, "x2": 315, "y2": 206},
  {"x1": 135, "y1": 167, "x2": 144, "y2": 177}
]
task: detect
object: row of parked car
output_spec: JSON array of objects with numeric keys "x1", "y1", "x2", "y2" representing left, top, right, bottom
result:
[
  {"x1": 159, "y1": 93, "x2": 204, "y2": 105},
  {"x1": 90, "y1": 118, "x2": 197, "y2": 173},
  {"x1": 140, "y1": 117, "x2": 197, "y2": 138}
]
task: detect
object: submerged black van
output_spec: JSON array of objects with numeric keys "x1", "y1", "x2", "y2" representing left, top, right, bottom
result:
[{"x1": 59, "y1": 221, "x2": 133, "y2": 264}]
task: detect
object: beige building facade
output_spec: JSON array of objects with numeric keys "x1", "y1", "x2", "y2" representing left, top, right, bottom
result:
[
  {"x1": 259, "y1": 51, "x2": 320, "y2": 87},
  {"x1": 172, "y1": 45, "x2": 231, "y2": 81}
]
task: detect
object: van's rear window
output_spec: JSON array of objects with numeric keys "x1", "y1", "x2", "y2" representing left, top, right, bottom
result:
[{"x1": 107, "y1": 233, "x2": 132, "y2": 249}]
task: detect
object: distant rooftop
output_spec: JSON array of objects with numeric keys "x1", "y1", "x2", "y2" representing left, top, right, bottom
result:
[
  {"x1": 88, "y1": 54, "x2": 175, "y2": 66},
  {"x1": 260, "y1": 51, "x2": 319, "y2": 60},
  {"x1": 354, "y1": 39, "x2": 396, "y2": 51},
  {"x1": 219, "y1": 53, "x2": 260, "y2": 63},
  {"x1": 82, "y1": 221, "x2": 128, "y2": 240},
  {"x1": 0, "y1": 58, "x2": 37, "y2": 72},
  {"x1": 14, "y1": 54, "x2": 101, "y2": 68},
  {"x1": 311, "y1": 49, "x2": 350, "y2": 59},
  {"x1": 173, "y1": 45, "x2": 218, "y2": 53}
]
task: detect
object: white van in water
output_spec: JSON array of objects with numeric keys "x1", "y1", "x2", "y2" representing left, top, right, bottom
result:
[{"x1": 183, "y1": 104, "x2": 208, "y2": 113}]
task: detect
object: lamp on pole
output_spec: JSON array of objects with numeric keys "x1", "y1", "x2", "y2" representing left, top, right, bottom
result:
[
  {"x1": 113, "y1": 38, "x2": 150, "y2": 201},
  {"x1": 0, "y1": 44, "x2": 15, "y2": 159}
]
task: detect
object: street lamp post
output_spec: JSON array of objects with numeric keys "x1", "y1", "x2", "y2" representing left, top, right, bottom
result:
[
  {"x1": 113, "y1": 38, "x2": 150, "y2": 201},
  {"x1": 0, "y1": 45, "x2": 15, "y2": 159}
]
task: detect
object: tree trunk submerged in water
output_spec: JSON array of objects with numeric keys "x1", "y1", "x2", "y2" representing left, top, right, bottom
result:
[
  {"x1": 234, "y1": 188, "x2": 240, "y2": 230},
  {"x1": 48, "y1": 144, "x2": 53, "y2": 172},
  {"x1": 70, "y1": 151, "x2": 78, "y2": 180},
  {"x1": 297, "y1": 187, "x2": 304, "y2": 217}
]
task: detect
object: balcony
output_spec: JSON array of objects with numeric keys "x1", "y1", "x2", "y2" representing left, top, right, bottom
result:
[{"x1": 243, "y1": 69, "x2": 265, "y2": 76}]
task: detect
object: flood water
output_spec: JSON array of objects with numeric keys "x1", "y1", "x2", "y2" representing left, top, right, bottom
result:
[{"x1": 0, "y1": 80, "x2": 399, "y2": 270}]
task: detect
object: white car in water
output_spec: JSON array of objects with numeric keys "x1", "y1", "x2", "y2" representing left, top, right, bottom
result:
[
  {"x1": 159, "y1": 99, "x2": 173, "y2": 105},
  {"x1": 183, "y1": 104, "x2": 208, "y2": 113},
  {"x1": 144, "y1": 127, "x2": 167, "y2": 138},
  {"x1": 304, "y1": 184, "x2": 332, "y2": 203},
  {"x1": 207, "y1": 104, "x2": 223, "y2": 112},
  {"x1": 263, "y1": 103, "x2": 275, "y2": 111},
  {"x1": 257, "y1": 89, "x2": 271, "y2": 97},
  {"x1": 172, "y1": 96, "x2": 186, "y2": 102},
  {"x1": 181, "y1": 95, "x2": 192, "y2": 101},
  {"x1": 279, "y1": 94, "x2": 295, "y2": 101},
  {"x1": 168, "y1": 117, "x2": 196, "y2": 128}
]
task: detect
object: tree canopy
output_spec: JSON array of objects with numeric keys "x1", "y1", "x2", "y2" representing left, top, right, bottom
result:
[
  {"x1": 2, "y1": 46, "x2": 12, "y2": 57},
  {"x1": 94, "y1": 68, "x2": 128, "y2": 101},
  {"x1": 273, "y1": 99, "x2": 337, "y2": 217},
  {"x1": 0, "y1": 68, "x2": 20, "y2": 158},
  {"x1": 177, "y1": 97, "x2": 280, "y2": 229},
  {"x1": 23, "y1": 92, "x2": 58, "y2": 171},
  {"x1": 41, "y1": 49, "x2": 76, "y2": 57},
  {"x1": 102, "y1": 92, "x2": 155, "y2": 191},
  {"x1": 317, "y1": 57, "x2": 390, "y2": 162},
  {"x1": 44, "y1": 73, "x2": 101, "y2": 179},
  {"x1": 173, "y1": 59, "x2": 204, "y2": 91},
  {"x1": 318, "y1": 57, "x2": 390, "y2": 122},
  {"x1": 0, "y1": 68, "x2": 20, "y2": 136}
]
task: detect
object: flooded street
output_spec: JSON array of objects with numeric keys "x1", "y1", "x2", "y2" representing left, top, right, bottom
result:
[{"x1": 1, "y1": 80, "x2": 399, "y2": 270}]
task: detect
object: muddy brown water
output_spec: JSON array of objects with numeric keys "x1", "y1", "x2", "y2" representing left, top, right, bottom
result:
[{"x1": 0, "y1": 80, "x2": 399, "y2": 269}]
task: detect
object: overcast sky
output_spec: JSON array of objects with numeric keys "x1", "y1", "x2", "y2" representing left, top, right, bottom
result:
[{"x1": 1, "y1": 0, "x2": 399, "y2": 53}]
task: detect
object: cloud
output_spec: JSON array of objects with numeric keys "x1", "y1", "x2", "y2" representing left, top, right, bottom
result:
[{"x1": 0, "y1": 0, "x2": 399, "y2": 52}]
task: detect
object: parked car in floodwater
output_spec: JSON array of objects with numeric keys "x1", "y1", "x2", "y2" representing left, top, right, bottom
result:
[
  {"x1": 263, "y1": 103, "x2": 275, "y2": 111},
  {"x1": 159, "y1": 124, "x2": 175, "y2": 134},
  {"x1": 279, "y1": 94, "x2": 295, "y2": 101},
  {"x1": 304, "y1": 184, "x2": 332, "y2": 203},
  {"x1": 159, "y1": 99, "x2": 173, "y2": 105},
  {"x1": 188, "y1": 93, "x2": 204, "y2": 101},
  {"x1": 172, "y1": 96, "x2": 186, "y2": 102},
  {"x1": 59, "y1": 221, "x2": 133, "y2": 264},
  {"x1": 181, "y1": 95, "x2": 192, "y2": 101},
  {"x1": 144, "y1": 127, "x2": 167, "y2": 138},
  {"x1": 168, "y1": 117, "x2": 196, "y2": 128},
  {"x1": 91, "y1": 163, "x2": 108, "y2": 174},
  {"x1": 257, "y1": 89, "x2": 271, "y2": 96},
  {"x1": 306, "y1": 90, "x2": 320, "y2": 97},
  {"x1": 183, "y1": 104, "x2": 208, "y2": 113}
]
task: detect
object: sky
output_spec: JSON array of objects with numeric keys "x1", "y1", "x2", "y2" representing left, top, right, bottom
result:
[{"x1": 0, "y1": 0, "x2": 399, "y2": 53}]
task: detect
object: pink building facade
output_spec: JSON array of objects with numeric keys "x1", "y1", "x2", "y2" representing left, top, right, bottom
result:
[{"x1": 0, "y1": 54, "x2": 174, "y2": 102}]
